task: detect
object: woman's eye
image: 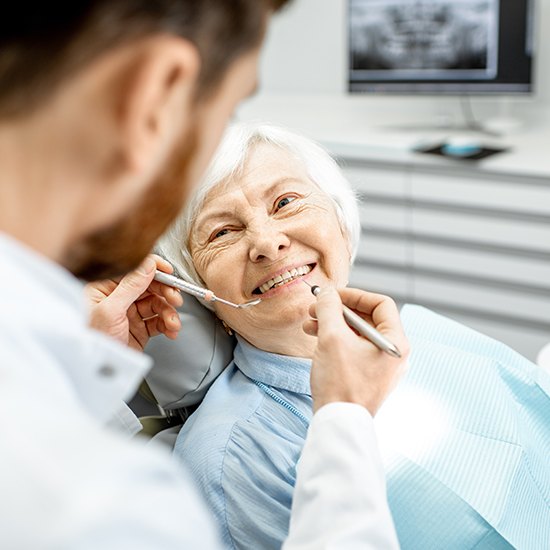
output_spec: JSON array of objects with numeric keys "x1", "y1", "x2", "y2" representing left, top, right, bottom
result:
[
  {"x1": 276, "y1": 196, "x2": 296, "y2": 210},
  {"x1": 212, "y1": 228, "x2": 231, "y2": 240}
]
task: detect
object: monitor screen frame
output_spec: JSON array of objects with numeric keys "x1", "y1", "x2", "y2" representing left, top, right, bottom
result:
[{"x1": 348, "y1": 0, "x2": 536, "y2": 96}]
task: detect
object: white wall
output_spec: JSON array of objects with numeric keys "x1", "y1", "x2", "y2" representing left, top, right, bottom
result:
[
  {"x1": 260, "y1": 0, "x2": 347, "y2": 94},
  {"x1": 257, "y1": 0, "x2": 550, "y2": 122}
]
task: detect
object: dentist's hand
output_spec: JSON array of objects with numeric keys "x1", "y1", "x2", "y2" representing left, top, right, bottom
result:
[
  {"x1": 303, "y1": 287, "x2": 409, "y2": 416},
  {"x1": 85, "y1": 254, "x2": 183, "y2": 352}
]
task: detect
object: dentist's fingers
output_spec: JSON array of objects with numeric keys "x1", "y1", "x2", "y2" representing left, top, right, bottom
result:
[
  {"x1": 136, "y1": 294, "x2": 181, "y2": 332},
  {"x1": 337, "y1": 288, "x2": 404, "y2": 345},
  {"x1": 337, "y1": 287, "x2": 398, "y2": 322},
  {"x1": 88, "y1": 255, "x2": 182, "y2": 309},
  {"x1": 303, "y1": 286, "x2": 346, "y2": 337},
  {"x1": 135, "y1": 255, "x2": 182, "y2": 307},
  {"x1": 307, "y1": 287, "x2": 409, "y2": 416},
  {"x1": 153, "y1": 254, "x2": 174, "y2": 274},
  {"x1": 86, "y1": 254, "x2": 183, "y2": 352},
  {"x1": 138, "y1": 280, "x2": 183, "y2": 307},
  {"x1": 106, "y1": 257, "x2": 155, "y2": 311},
  {"x1": 144, "y1": 317, "x2": 180, "y2": 341},
  {"x1": 312, "y1": 287, "x2": 348, "y2": 333},
  {"x1": 302, "y1": 318, "x2": 319, "y2": 337},
  {"x1": 304, "y1": 288, "x2": 403, "y2": 341},
  {"x1": 126, "y1": 297, "x2": 180, "y2": 350},
  {"x1": 109, "y1": 254, "x2": 181, "y2": 309}
]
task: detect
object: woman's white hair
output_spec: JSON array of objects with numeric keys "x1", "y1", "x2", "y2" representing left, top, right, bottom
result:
[{"x1": 157, "y1": 122, "x2": 361, "y2": 298}]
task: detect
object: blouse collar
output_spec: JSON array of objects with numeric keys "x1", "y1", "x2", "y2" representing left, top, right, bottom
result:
[{"x1": 234, "y1": 335, "x2": 312, "y2": 396}]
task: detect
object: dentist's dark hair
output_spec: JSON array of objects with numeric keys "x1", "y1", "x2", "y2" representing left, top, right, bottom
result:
[{"x1": 0, "y1": 0, "x2": 290, "y2": 117}]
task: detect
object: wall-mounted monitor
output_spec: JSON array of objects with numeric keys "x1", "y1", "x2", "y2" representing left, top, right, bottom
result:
[{"x1": 349, "y1": 0, "x2": 535, "y2": 94}]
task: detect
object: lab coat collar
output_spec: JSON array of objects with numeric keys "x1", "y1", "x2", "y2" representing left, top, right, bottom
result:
[
  {"x1": 0, "y1": 232, "x2": 86, "y2": 311},
  {"x1": 234, "y1": 335, "x2": 312, "y2": 396},
  {"x1": 0, "y1": 232, "x2": 151, "y2": 426}
]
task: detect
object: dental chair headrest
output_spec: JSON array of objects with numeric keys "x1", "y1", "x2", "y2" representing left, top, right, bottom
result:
[{"x1": 144, "y1": 295, "x2": 235, "y2": 410}]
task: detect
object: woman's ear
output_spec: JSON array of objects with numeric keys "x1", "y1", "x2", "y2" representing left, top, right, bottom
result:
[
  {"x1": 115, "y1": 35, "x2": 201, "y2": 175},
  {"x1": 342, "y1": 228, "x2": 353, "y2": 265}
]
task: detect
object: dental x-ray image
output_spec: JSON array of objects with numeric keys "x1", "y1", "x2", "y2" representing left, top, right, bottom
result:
[{"x1": 350, "y1": 0, "x2": 499, "y2": 80}]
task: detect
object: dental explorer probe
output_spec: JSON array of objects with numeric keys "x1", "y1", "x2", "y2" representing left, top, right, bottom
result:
[
  {"x1": 154, "y1": 270, "x2": 261, "y2": 309},
  {"x1": 303, "y1": 280, "x2": 401, "y2": 359}
]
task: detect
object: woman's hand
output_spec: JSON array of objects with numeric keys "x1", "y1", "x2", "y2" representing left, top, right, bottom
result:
[
  {"x1": 85, "y1": 254, "x2": 183, "y2": 352},
  {"x1": 303, "y1": 287, "x2": 410, "y2": 416}
]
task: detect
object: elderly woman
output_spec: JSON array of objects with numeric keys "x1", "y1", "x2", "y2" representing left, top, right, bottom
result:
[{"x1": 158, "y1": 123, "x2": 550, "y2": 550}]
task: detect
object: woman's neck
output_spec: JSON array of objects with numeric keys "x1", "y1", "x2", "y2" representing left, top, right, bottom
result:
[{"x1": 237, "y1": 325, "x2": 316, "y2": 359}]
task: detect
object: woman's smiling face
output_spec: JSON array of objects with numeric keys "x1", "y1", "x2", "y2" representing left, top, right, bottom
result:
[{"x1": 189, "y1": 142, "x2": 351, "y2": 356}]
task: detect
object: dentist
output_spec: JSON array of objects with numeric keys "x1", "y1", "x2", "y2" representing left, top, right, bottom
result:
[{"x1": 0, "y1": 2, "x2": 409, "y2": 548}]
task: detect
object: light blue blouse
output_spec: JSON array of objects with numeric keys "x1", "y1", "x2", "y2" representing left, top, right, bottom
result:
[{"x1": 174, "y1": 305, "x2": 550, "y2": 550}]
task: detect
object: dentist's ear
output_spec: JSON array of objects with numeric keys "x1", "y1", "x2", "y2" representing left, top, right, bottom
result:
[{"x1": 116, "y1": 35, "x2": 200, "y2": 175}]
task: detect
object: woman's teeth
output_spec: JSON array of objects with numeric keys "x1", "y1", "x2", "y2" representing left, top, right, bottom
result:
[{"x1": 258, "y1": 265, "x2": 312, "y2": 294}]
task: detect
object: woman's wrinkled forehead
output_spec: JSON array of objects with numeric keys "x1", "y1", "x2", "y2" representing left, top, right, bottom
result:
[{"x1": 190, "y1": 143, "x2": 310, "y2": 228}]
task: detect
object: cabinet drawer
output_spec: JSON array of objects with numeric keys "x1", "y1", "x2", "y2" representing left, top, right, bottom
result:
[
  {"x1": 413, "y1": 276, "x2": 550, "y2": 327},
  {"x1": 411, "y1": 210, "x2": 550, "y2": 253},
  {"x1": 412, "y1": 243, "x2": 550, "y2": 290},
  {"x1": 359, "y1": 202, "x2": 409, "y2": 232},
  {"x1": 343, "y1": 166, "x2": 406, "y2": 197},
  {"x1": 411, "y1": 172, "x2": 550, "y2": 216},
  {"x1": 333, "y1": 157, "x2": 550, "y2": 361},
  {"x1": 356, "y1": 234, "x2": 409, "y2": 266},
  {"x1": 350, "y1": 264, "x2": 410, "y2": 298}
]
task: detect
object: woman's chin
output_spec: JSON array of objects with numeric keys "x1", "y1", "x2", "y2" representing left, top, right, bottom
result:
[
  {"x1": 254, "y1": 299, "x2": 312, "y2": 331},
  {"x1": 238, "y1": 308, "x2": 316, "y2": 357}
]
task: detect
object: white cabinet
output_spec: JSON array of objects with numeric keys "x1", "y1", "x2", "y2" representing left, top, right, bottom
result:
[{"x1": 340, "y1": 159, "x2": 550, "y2": 361}]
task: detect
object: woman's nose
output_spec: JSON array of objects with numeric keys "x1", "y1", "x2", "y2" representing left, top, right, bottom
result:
[{"x1": 248, "y1": 223, "x2": 291, "y2": 263}]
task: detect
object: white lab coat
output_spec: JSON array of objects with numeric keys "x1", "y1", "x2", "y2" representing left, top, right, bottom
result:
[{"x1": 0, "y1": 232, "x2": 399, "y2": 549}]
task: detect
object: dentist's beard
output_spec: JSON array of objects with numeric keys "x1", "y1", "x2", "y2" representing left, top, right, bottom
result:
[{"x1": 63, "y1": 125, "x2": 198, "y2": 281}]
